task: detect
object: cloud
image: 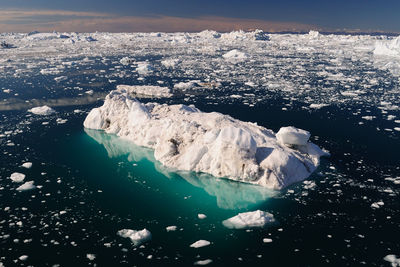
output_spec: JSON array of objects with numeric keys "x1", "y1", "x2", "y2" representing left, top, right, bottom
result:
[{"x1": 0, "y1": 9, "x2": 318, "y2": 32}]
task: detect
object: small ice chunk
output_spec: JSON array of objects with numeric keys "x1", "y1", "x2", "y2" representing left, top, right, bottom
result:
[
  {"x1": 194, "y1": 259, "x2": 213, "y2": 265},
  {"x1": 198, "y1": 214, "x2": 207, "y2": 219},
  {"x1": 222, "y1": 49, "x2": 248, "y2": 60},
  {"x1": 19, "y1": 255, "x2": 28, "y2": 261},
  {"x1": 383, "y1": 254, "x2": 400, "y2": 266},
  {"x1": 10, "y1": 172, "x2": 25, "y2": 183},
  {"x1": 16, "y1": 181, "x2": 36, "y2": 191},
  {"x1": 308, "y1": 30, "x2": 319, "y2": 39},
  {"x1": 263, "y1": 238, "x2": 273, "y2": 243},
  {"x1": 86, "y1": 254, "x2": 96, "y2": 261},
  {"x1": 276, "y1": 126, "x2": 310, "y2": 146},
  {"x1": 166, "y1": 226, "x2": 177, "y2": 232},
  {"x1": 371, "y1": 201, "x2": 384, "y2": 209},
  {"x1": 190, "y1": 240, "x2": 211, "y2": 248},
  {"x1": 21, "y1": 162, "x2": 32, "y2": 169},
  {"x1": 117, "y1": 229, "x2": 151, "y2": 246},
  {"x1": 222, "y1": 210, "x2": 275, "y2": 229},
  {"x1": 136, "y1": 63, "x2": 153, "y2": 75},
  {"x1": 28, "y1": 105, "x2": 55, "y2": 115}
]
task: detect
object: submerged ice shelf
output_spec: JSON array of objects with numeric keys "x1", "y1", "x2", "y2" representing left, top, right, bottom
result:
[{"x1": 84, "y1": 87, "x2": 328, "y2": 189}]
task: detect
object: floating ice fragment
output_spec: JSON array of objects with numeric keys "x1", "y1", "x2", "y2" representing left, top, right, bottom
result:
[
  {"x1": 16, "y1": 181, "x2": 36, "y2": 191},
  {"x1": 263, "y1": 238, "x2": 273, "y2": 243},
  {"x1": 19, "y1": 255, "x2": 28, "y2": 261},
  {"x1": 222, "y1": 49, "x2": 248, "y2": 60},
  {"x1": 190, "y1": 240, "x2": 211, "y2": 248},
  {"x1": 198, "y1": 214, "x2": 207, "y2": 219},
  {"x1": 166, "y1": 226, "x2": 177, "y2": 232},
  {"x1": 10, "y1": 172, "x2": 25, "y2": 183},
  {"x1": 222, "y1": 210, "x2": 275, "y2": 229},
  {"x1": 383, "y1": 254, "x2": 400, "y2": 267},
  {"x1": 117, "y1": 229, "x2": 151, "y2": 246},
  {"x1": 371, "y1": 201, "x2": 384, "y2": 209},
  {"x1": 136, "y1": 63, "x2": 153, "y2": 75},
  {"x1": 116, "y1": 85, "x2": 172, "y2": 98},
  {"x1": 194, "y1": 259, "x2": 213, "y2": 265},
  {"x1": 28, "y1": 105, "x2": 55, "y2": 115},
  {"x1": 86, "y1": 254, "x2": 96, "y2": 261}
]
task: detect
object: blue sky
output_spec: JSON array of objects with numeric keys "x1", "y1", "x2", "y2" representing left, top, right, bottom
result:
[{"x1": 0, "y1": 0, "x2": 399, "y2": 32}]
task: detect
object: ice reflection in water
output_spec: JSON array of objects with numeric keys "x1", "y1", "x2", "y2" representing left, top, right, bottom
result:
[{"x1": 85, "y1": 128, "x2": 276, "y2": 209}]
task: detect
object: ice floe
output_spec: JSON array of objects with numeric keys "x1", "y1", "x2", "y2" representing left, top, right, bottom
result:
[
  {"x1": 28, "y1": 105, "x2": 55, "y2": 115},
  {"x1": 10, "y1": 172, "x2": 25, "y2": 183},
  {"x1": 190, "y1": 240, "x2": 211, "y2": 248},
  {"x1": 116, "y1": 85, "x2": 172, "y2": 98},
  {"x1": 222, "y1": 210, "x2": 275, "y2": 229},
  {"x1": 117, "y1": 228, "x2": 152, "y2": 246},
  {"x1": 84, "y1": 88, "x2": 328, "y2": 189},
  {"x1": 16, "y1": 181, "x2": 36, "y2": 191}
]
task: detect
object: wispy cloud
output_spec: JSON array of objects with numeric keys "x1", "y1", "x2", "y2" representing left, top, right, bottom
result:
[{"x1": 0, "y1": 9, "x2": 318, "y2": 32}]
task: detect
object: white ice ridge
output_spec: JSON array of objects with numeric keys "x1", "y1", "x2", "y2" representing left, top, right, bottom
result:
[
  {"x1": 116, "y1": 85, "x2": 172, "y2": 98},
  {"x1": 222, "y1": 210, "x2": 275, "y2": 229},
  {"x1": 84, "y1": 87, "x2": 328, "y2": 189}
]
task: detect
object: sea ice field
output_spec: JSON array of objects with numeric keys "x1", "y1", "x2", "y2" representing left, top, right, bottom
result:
[{"x1": 0, "y1": 30, "x2": 400, "y2": 266}]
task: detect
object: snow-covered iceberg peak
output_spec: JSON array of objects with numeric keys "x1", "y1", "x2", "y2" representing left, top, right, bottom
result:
[{"x1": 84, "y1": 87, "x2": 328, "y2": 189}]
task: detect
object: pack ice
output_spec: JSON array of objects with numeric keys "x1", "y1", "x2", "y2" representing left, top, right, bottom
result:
[{"x1": 84, "y1": 87, "x2": 328, "y2": 189}]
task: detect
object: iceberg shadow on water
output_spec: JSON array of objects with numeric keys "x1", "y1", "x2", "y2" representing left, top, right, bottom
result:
[{"x1": 84, "y1": 128, "x2": 277, "y2": 210}]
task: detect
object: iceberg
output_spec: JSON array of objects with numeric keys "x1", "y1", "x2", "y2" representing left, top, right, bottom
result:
[
  {"x1": 374, "y1": 36, "x2": 400, "y2": 57},
  {"x1": 222, "y1": 210, "x2": 275, "y2": 229},
  {"x1": 84, "y1": 87, "x2": 327, "y2": 190}
]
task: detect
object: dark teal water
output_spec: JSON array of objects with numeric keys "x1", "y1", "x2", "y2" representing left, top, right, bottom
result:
[{"x1": 0, "y1": 55, "x2": 399, "y2": 266}]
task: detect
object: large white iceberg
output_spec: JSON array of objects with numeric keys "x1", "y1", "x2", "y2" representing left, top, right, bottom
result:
[{"x1": 84, "y1": 87, "x2": 328, "y2": 189}]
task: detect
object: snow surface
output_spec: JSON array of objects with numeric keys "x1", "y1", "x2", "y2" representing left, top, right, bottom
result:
[
  {"x1": 84, "y1": 87, "x2": 327, "y2": 189},
  {"x1": 28, "y1": 105, "x2": 55, "y2": 115},
  {"x1": 117, "y1": 229, "x2": 151, "y2": 246},
  {"x1": 222, "y1": 210, "x2": 275, "y2": 229},
  {"x1": 276, "y1": 126, "x2": 311, "y2": 146},
  {"x1": 190, "y1": 240, "x2": 211, "y2": 248},
  {"x1": 10, "y1": 172, "x2": 25, "y2": 183}
]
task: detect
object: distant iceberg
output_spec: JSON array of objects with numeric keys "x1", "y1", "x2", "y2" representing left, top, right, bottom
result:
[
  {"x1": 374, "y1": 36, "x2": 400, "y2": 57},
  {"x1": 84, "y1": 87, "x2": 328, "y2": 190}
]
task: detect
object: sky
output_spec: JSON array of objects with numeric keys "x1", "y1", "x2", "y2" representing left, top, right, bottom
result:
[{"x1": 0, "y1": 0, "x2": 399, "y2": 33}]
